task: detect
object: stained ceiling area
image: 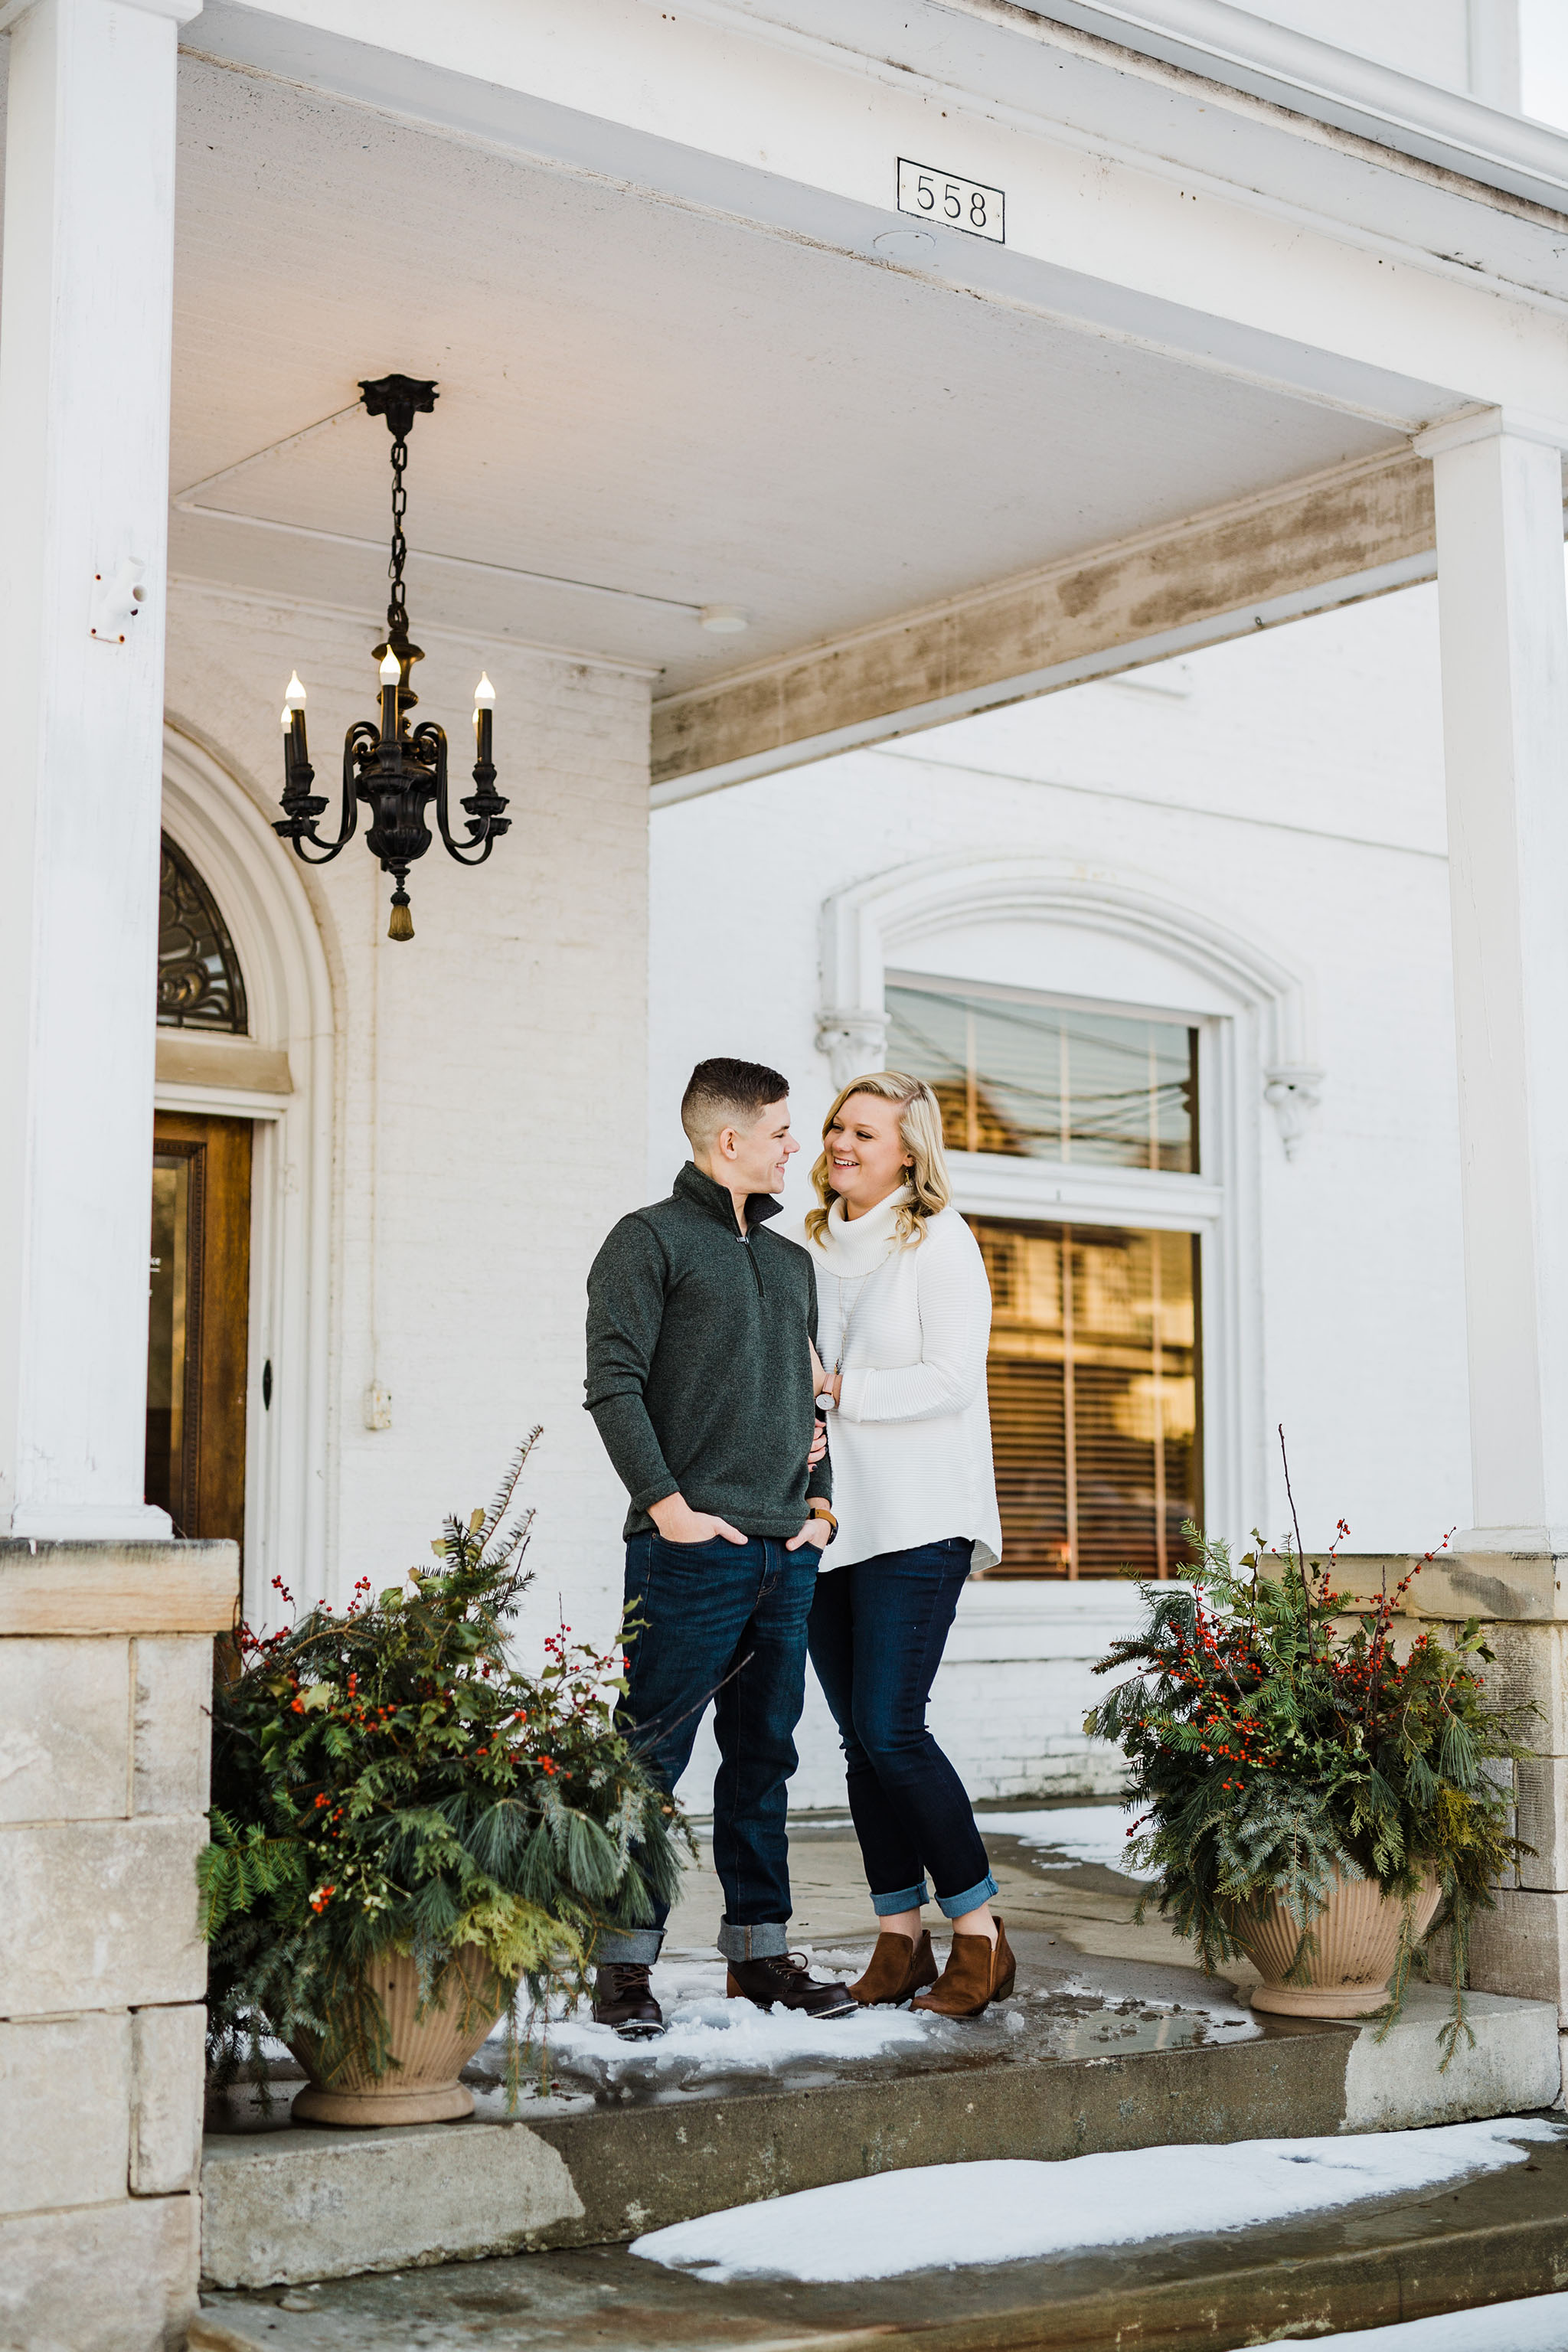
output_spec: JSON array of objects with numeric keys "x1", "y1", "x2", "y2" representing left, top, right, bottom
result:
[{"x1": 169, "y1": 54, "x2": 1410, "y2": 695}]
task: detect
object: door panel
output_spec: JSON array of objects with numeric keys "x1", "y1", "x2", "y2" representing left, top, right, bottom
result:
[{"x1": 146, "y1": 1112, "x2": 253, "y2": 1562}]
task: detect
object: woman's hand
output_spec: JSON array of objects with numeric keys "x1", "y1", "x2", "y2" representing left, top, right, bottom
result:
[
  {"x1": 806, "y1": 1419, "x2": 828, "y2": 1471},
  {"x1": 818, "y1": 1367, "x2": 842, "y2": 1408}
]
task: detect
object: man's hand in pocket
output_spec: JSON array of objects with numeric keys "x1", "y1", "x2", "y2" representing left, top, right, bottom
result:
[{"x1": 649, "y1": 1494, "x2": 746, "y2": 1545}]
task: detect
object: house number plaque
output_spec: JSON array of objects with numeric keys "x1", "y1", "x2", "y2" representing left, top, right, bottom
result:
[{"x1": 896, "y1": 158, "x2": 1005, "y2": 243}]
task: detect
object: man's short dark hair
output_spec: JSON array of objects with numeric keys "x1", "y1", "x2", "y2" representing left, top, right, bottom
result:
[{"x1": 681, "y1": 1057, "x2": 790, "y2": 1151}]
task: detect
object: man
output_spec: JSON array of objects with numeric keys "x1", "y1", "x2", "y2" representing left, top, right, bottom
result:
[{"x1": 583, "y1": 1057, "x2": 853, "y2": 2036}]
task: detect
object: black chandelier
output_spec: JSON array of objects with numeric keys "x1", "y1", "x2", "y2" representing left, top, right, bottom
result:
[{"x1": 275, "y1": 374, "x2": 510, "y2": 941}]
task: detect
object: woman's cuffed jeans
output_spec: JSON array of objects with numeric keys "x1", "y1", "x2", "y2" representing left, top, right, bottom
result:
[
  {"x1": 596, "y1": 1530, "x2": 818, "y2": 1966},
  {"x1": 807, "y1": 1534, "x2": 998, "y2": 1921}
]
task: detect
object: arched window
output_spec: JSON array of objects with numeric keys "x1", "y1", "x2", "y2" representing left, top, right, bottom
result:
[{"x1": 158, "y1": 833, "x2": 248, "y2": 1033}]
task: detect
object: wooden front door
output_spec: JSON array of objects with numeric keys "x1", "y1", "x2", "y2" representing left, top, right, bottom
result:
[{"x1": 145, "y1": 1112, "x2": 253, "y2": 1562}]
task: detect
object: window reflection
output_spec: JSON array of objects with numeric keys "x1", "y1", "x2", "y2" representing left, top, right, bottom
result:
[
  {"x1": 146, "y1": 1153, "x2": 192, "y2": 1529},
  {"x1": 885, "y1": 979, "x2": 1197, "y2": 1172}
]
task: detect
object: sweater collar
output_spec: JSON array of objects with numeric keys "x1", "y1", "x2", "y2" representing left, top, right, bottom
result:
[
  {"x1": 674, "y1": 1158, "x2": 783, "y2": 1236},
  {"x1": 812, "y1": 1187, "x2": 911, "y2": 1272}
]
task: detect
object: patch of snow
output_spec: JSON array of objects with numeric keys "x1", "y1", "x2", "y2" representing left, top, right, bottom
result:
[
  {"x1": 1270, "y1": 2294, "x2": 1568, "y2": 2349},
  {"x1": 503, "y1": 1955, "x2": 952, "y2": 2086},
  {"x1": 980, "y1": 1804, "x2": 1153, "y2": 1878},
  {"x1": 630, "y1": 2118, "x2": 1563, "y2": 2285}
]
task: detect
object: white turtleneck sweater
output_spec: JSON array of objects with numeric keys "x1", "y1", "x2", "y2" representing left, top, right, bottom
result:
[{"x1": 780, "y1": 1191, "x2": 1002, "y2": 1573}]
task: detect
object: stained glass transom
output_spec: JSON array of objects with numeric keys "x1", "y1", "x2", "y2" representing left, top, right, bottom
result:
[{"x1": 158, "y1": 835, "x2": 248, "y2": 1033}]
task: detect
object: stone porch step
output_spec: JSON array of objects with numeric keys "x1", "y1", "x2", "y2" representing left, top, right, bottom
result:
[
  {"x1": 198, "y1": 1936, "x2": 1559, "y2": 2292},
  {"x1": 193, "y1": 2121, "x2": 1568, "y2": 2352}
]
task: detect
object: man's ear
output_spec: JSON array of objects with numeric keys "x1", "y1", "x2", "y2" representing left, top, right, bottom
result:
[{"x1": 714, "y1": 1124, "x2": 740, "y2": 1162}]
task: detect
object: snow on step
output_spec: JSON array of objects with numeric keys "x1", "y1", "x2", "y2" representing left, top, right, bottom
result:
[
  {"x1": 631, "y1": 2118, "x2": 1563, "y2": 2284},
  {"x1": 1272, "y1": 2291, "x2": 1568, "y2": 2348}
]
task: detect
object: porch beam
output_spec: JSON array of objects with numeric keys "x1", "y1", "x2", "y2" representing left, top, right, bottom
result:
[{"x1": 651, "y1": 449, "x2": 1440, "y2": 798}]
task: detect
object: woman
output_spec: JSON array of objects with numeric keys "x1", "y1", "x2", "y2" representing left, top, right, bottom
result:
[{"x1": 788, "y1": 1071, "x2": 1010, "y2": 2017}]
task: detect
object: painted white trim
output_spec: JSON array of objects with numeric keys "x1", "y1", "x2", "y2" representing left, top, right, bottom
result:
[
  {"x1": 815, "y1": 853, "x2": 1318, "y2": 1543},
  {"x1": 158, "y1": 725, "x2": 335, "y2": 1622},
  {"x1": 1415, "y1": 406, "x2": 1568, "y2": 458},
  {"x1": 819, "y1": 853, "x2": 1312, "y2": 1069},
  {"x1": 154, "y1": 1083, "x2": 290, "y2": 1122},
  {"x1": 987, "y1": 0, "x2": 1562, "y2": 209}
]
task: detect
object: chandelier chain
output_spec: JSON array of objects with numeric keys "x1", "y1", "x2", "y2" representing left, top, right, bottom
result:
[{"x1": 387, "y1": 433, "x2": 410, "y2": 633}]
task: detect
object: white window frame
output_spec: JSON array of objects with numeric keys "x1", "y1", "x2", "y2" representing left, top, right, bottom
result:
[{"x1": 816, "y1": 852, "x2": 1321, "y2": 1549}]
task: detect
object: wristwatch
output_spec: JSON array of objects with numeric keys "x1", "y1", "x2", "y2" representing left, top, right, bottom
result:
[{"x1": 806, "y1": 1501, "x2": 838, "y2": 1544}]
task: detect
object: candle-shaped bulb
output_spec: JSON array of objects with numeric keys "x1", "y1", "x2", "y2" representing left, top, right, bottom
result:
[
  {"x1": 379, "y1": 646, "x2": 401, "y2": 686},
  {"x1": 280, "y1": 705, "x2": 293, "y2": 729},
  {"x1": 284, "y1": 671, "x2": 308, "y2": 709},
  {"x1": 473, "y1": 672, "x2": 496, "y2": 709}
]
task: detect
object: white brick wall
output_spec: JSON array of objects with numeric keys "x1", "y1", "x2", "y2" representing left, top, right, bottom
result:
[
  {"x1": 162, "y1": 577, "x2": 1472, "y2": 1824},
  {"x1": 164, "y1": 586, "x2": 653, "y2": 1650},
  {"x1": 655, "y1": 584, "x2": 1470, "y2": 1807}
]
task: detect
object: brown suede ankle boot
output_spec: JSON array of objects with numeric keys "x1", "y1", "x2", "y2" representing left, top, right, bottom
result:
[
  {"x1": 910, "y1": 1916, "x2": 1015, "y2": 2017},
  {"x1": 849, "y1": 1929, "x2": 939, "y2": 2007}
]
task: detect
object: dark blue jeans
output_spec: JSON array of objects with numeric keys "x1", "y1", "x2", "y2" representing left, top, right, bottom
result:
[
  {"x1": 598, "y1": 1532, "x2": 818, "y2": 1966},
  {"x1": 807, "y1": 1537, "x2": 997, "y2": 1920}
]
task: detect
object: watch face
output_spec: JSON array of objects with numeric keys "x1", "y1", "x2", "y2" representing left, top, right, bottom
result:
[{"x1": 815, "y1": 1393, "x2": 835, "y2": 1410}]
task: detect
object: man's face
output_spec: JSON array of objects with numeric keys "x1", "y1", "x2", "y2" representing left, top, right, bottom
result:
[{"x1": 724, "y1": 1098, "x2": 798, "y2": 1195}]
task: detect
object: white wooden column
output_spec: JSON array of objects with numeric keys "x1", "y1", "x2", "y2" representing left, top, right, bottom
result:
[
  {"x1": 1417, "y1": 410, "x2": 1568, "y2": 1549},
  {"x1": 0, "y1": 0, "x2": 198, "y2": 1537}
]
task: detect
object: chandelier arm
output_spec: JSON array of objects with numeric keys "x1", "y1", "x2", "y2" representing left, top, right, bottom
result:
[
  {"x1": 274, "y1": 713, "x2": 365, "y2": 863},
  {"x1": 283, "y1": 720, "x2": 372, "y2": 862},
  {"x1": 425, "y1": 722, "x2": 495, "y2": 865}
]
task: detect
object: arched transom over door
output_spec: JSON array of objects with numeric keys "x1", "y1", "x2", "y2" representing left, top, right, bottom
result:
[{"x1": 147, "y1": 832, "x2": 252, "y2": 1566}]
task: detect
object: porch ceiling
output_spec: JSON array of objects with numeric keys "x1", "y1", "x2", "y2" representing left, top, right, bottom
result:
[{"x1": 168, "y1": 53, "x2": 1415, "y2": 704}]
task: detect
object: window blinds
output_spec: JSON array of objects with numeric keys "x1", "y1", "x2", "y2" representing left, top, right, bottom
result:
[{"x1": 975, "y1": 1219, "x2": 1201, "y2": 1578}]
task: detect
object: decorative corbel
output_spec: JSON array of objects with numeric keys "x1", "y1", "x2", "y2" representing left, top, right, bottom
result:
[
  {"x1": 815, "y1": 1008, "x2": 889, "y2": 1090},
  {"x1": 1264, "y1": 1066, "x2": 1325, "y2": 1161}
]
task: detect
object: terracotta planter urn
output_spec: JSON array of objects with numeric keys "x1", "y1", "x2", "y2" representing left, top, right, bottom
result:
[
  {"x1": 290, "y1": 1945, "x2": 509, "y2": 2126},
  {"x1": 1233, "y1": 1867, "x2": 1442, "y2": 2018}
]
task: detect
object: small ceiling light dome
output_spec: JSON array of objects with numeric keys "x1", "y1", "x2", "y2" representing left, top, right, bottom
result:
[
  {"x1": 700, "y1": 606, "x2": 750, "y2": 635},
  {"x1": 873, "y1": 229, "x2": 938, "y2": 262}
]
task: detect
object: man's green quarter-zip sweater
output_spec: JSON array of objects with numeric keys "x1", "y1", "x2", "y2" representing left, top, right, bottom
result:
[{"x1": 584, "y1": 1161, "x2": 830, "y2": 1540}]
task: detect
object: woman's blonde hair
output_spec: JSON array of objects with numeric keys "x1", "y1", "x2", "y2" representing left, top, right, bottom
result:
[{"x1": 805, "y1": 1071, "x2": 952, "y2": 1246}]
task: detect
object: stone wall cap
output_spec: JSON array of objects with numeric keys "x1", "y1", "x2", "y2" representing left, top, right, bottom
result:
[{"x1": 0, "y1": 1538, "x2": 237, "y2": 1635}]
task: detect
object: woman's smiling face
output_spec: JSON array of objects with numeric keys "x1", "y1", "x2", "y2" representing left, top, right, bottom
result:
[{"x1": 824, "y1": 1093, "x2": 913, "y2": 1217}]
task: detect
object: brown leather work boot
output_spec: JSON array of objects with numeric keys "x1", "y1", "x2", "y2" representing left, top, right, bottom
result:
[
  {"x1": 849, "y1": 1929, "x2": 939, "y2": 2007},
  {"x1": 726, "y1": 1951, "x2": 858, "y2": 2017},
  {"x1": 910, "y1": 1916, "x2": 1016, "y2": 2018},
  {"x1": 592, "y1": 1962, "x2": 665, "y2": 2039}
]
